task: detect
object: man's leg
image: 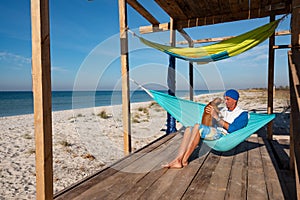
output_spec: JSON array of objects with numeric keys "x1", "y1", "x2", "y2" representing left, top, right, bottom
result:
[
  {"x1": 162, "y1": 126, "x2": 193, "y2": 168},
  {"x1": 181, "y1": 124, "x2": 201, "y2": 166}
]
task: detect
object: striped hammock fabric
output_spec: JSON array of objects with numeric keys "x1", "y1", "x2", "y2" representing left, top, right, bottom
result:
[
  {"x1": 138, "y1": 19, "x2": 281, "y2": 63},
  {"x1": 149, "y1": 90, "x2": 275, "y2": 152}
]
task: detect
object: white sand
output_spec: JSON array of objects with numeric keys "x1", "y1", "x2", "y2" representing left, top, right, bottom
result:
[{"x1": 0, "y1": 89, "x2": 290, "y2": 199}]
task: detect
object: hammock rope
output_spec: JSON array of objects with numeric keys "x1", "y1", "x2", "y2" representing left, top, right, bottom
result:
[{"x1": 130, "y1": 17, "x2": 285, "y2": 64}]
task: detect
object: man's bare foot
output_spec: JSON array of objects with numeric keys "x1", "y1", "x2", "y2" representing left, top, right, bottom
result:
[
  {"x1": 182, "y1": 161, "x2": 188, "y2": 167},
  {"x1": 162, "y1": 158, "x2": 183, "y2": 169}
]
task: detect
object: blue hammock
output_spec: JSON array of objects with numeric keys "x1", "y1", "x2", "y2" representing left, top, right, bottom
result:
[{"x1": 149, "y1": 90, "x2": 275, "y2": 152}]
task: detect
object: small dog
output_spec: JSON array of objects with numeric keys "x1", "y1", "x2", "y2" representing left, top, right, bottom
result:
[{"x1": 201, "y1": 97, "x2": 223, "y2": 126}]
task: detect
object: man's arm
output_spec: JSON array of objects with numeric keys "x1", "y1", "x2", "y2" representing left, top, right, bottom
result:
[
  {"x1": 205, "y1": 105, "x2": 248, "y2": 133},
  {"x1": 205, "y1": 105, "x2": 230, "y2": 130},
  {"x1": 226, "y1": 112, "x2": 248, "y2": 133}
]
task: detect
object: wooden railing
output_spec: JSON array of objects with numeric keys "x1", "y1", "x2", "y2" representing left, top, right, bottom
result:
[{"x1": 288, "y1": 51, "x2": 300, "y2": 199}]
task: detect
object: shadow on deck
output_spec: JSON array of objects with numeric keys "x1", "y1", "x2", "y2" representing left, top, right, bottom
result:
[{"x1": 54, "y1": 117, "x2": 296, "y2": 200}]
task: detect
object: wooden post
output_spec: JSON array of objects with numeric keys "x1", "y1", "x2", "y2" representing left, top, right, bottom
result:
[
  {"x1": 30, "y1": 0, "x2": 53, "y2": 199},
  {"x1": 118, "y1": 0, "x2": 131, "y2": 154},
  {"x1": 267, "y1": 14, "x2": 275, "y2": 140},
  {"x1": 166, "y1": 18, "x2": 177, "y2": 134},
  {"x1": 177, "y1": 29, "x2": 193, "y2": 101},
  {"x1": 189, "y1": 41, "x2": 194, "y2": 101},
  {"x1": 291, "y1": 0, "x2": 300, "y2": 198},
  {"x1": 288, "y1": 51, "x2": 300, "y2": 200}
]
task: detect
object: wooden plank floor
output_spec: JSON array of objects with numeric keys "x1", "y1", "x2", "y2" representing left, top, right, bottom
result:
[{"x1": 54, "y1": 128, "x2": 296, "y2": 200}]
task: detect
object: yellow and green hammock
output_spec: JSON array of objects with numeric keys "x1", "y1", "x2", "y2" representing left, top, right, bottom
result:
[{"x1": 137, "y1": 19, "x2": 281, "y2": 63}]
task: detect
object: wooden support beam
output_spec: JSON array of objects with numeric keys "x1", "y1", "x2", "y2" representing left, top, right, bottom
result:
[
  {"x1": 177, "y1": 29, "x2": 193, "y2": 45},
  {"x1": 267, "y1": 14, "x2": 275, "y2": 140},
  {"x1": 189, "y1": 53, "x2": 194, "y2": 101},
  {"x1": 273, "y1": 44, "x2": 292, "y2": 49},
  {"x1": 174, "y1": 7, "x2": 290, "y2": 29},
  {"x1": 288, "y1": 51, "x2": 300, "y2": 200},
  {"x1": 139, "y1": 15, "x2": 290, "y2": 34},
  {"x1": 275, "y1": 30, "x2": 291, "y2": 36},
  {"x1": 127, "y1": 0, "x2": 160, "y2": 25},
  {"x1": 291, "y1": 0, "x2": 300, "y2": 197},
  {"x1": 166, "y1": 18, "x2": 177, "y2": 134},
  {"x1": 177, "y1": 36, "x2": 234, "y2": 45},
  {"x1": 176, "y1": 30, "x2": 290, "y2": 46},
  {"x1": 177, "y1": 29, "x2": 194, "y2": 101},
  {"x1": 139, "y1": 23, "x2": 170, "y2": 34},
  {"x1": 119, "y1": 0, "x2": 132, "y2": 155},
  {"x1": 30, "y1": 0, "x2": 53, "y2": 199}
]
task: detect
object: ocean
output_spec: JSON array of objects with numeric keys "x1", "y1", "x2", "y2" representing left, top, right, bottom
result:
[{"x1": 0, "y1": 90, "x2": 213, "y2": 117}]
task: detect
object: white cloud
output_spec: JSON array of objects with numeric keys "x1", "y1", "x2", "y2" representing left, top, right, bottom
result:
[
  {"x1": 237, "y1": 44, "x2": 268, "y2": 60},
  {"x1": 0, "y1": 51, "x2": 31, "y2": 65},
  {"x1": 52, "y1": 66, "x2": 69, "y2": 72},
  {"x1": 218, "y1": 44, "x2": 269, "y2": 67}
]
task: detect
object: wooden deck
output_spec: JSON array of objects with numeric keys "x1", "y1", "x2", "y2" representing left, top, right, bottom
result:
[{"x1": 54, "y1": 121, "x2": 296, "y2": 200}]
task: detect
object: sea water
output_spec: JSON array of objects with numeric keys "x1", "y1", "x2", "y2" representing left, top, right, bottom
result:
[{"x1": 0, "y1": 90, "x2": 213, "y2": 117}]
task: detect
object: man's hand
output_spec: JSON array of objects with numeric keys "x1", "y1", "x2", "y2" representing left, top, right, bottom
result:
[{"x1": 205, "y1": 105, "x2": 218, "y2": 119}]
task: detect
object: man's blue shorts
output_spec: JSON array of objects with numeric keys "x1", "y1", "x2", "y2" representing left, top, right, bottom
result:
[{"x1": 198, "y1": 124, "x2": 225, "y2": 140}]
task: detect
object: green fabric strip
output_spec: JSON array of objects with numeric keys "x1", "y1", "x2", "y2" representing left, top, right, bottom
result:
[{"x1": 138, "y1": 19, "x2": 281, "y2": 63}]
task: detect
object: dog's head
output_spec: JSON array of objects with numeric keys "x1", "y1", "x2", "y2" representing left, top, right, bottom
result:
[{"x1": 211, "y1": 97, "x2": 223, "y2": 106}]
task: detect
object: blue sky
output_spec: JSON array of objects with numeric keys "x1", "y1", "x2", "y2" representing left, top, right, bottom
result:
[{"x1": 0, "y1": 0, "x2": 291, "y2": 91}]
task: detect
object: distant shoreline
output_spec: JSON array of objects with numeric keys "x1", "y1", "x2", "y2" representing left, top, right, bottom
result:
[
  {"x1": 0, "y1": 88, "x2": 290, "y2": 118},
  {"x1": 0, "y1": 89, "x2": 219, "y2": 117}
]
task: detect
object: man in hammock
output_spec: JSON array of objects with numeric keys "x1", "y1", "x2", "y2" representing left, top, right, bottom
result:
[{"x1": 162, "y1": 89, "x2": 249, "y2": 169}]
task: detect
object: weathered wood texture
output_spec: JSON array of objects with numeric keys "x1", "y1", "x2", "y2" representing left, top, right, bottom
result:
[
  {"x1": 54, "y1": 130, "x2": 295, "y2": 200},
  {"x1": 135, "y1": 0, "x2": 292, "y2": 33},
  {"x1": 30, "y1": 0, "x2": 53, "y2": 199},
  {"x1": 289, "y1": 51, "x2": 300, "y2": 199},
  {"x1": 119, "y1": 0, "x2": 131, "y2": 155},
  {"x1": 267, "y1": 14, "x2": 275, "y2": 140}
]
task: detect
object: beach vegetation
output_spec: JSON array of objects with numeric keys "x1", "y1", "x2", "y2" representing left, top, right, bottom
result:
[
  {"x1": 143, "y1": 108, "x2": 149, "y2": 115},
  {"x1": 149, "y1": 101, "x2": 158, "y2": 107},
  {"x1": 58, "y1": 140, "x2": 72, "y2": 147},
  {"x1": 138, "y1": 106, "x2": 149, "y2": 114},
  {"x1": 26, "y1": 148, "x2": 35, "y2": 155},
  {"x1": 54, "y1": 176, "x2": 60, "y2": 182},
  {"x1": 154, "y1": 107, "x2": 163, "y2": 112},
  {"x1": 98, "y1": 110, "x2": 110, "y2": 119},
  {"x1": 77, "y1": 113, "x2": 84, "y2": 117},
  {"x1": 132, "y1": 112, "x2": 150, "y2": 123},
  {"x1": 79, "y1": 166, "x2": 86, "y2": 172},
  {"x1": 81, "y1": 153, "x2": 96, "y2": 161},
  {"x1": 148, "y1": 101, "x2": 164, "y2": 112},
  {"x1": 98, "y1": 163, "x2": 106, "y2": 167},
  {"x1": 23, "y1": 133, "x2": 33, "y2": 139},
  {"x1": 68, "y1": 116, "x2": 76, "y2": 122},
  {"x1": 132, "y1": 113, "x2": 141, "y2": 123},
  {"x1": 132, "y1": 118, "x2": 140, "y2": 123}
]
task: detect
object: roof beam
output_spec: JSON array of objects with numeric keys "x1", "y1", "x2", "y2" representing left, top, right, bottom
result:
[
  {"x1": 139, "y1": 22, "x2": 170, "y2": 34},
  {"x1": 139, "y1": 7, "x2": 290, "y2": 34},
  {"x1": 177, "y1": 28, "x2": 193, "y2": 45},
  {"x1": 176, "y1": 30, "x2": 291, "y2": 45},
  {"x1": 175, "y1": 7, "x2": 289, "y2": 29},
  {"x1": 127, "y1": 0, "x2": 160, "y2": 25}
]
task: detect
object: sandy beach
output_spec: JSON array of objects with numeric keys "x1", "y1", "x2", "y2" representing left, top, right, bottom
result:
[{"x1": 0, "y1": 89, "x2": 290, "y2": 199}]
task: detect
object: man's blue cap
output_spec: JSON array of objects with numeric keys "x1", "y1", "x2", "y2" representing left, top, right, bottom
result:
[{"x1": 224, "y1": 89, "x2": 239, "y2": 101}]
